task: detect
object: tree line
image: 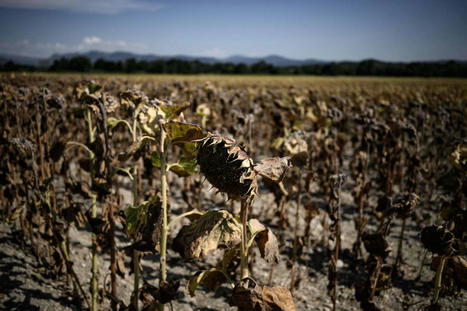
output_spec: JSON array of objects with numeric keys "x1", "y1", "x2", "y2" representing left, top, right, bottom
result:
[{"x1": 2, "y1": 56, "x2": 467, "y2": 77}]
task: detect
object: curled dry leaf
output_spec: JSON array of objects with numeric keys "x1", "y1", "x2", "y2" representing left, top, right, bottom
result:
[
  {"x1": 186, "y1": 268, "x2": 228, "y2": 297},
  {"x1": 289, "y1": 151, "x2": 309, "y2": 167},
  {"x1": 230, "y1": 278, "x2": 296, "y2": 311},
  {"x1": 247, "y1": 219, "x2": 279, "y2": 263},
  {"x1": 10, "y1": 137, "x2": 36, "y2": 159},
  {"x1": 125, "y1": 199, "x2": 163, "y2": 254},
  {"x1": 139, "y1": 279, "x2": 180, "y2": 308},
  {"x1": 256, "y1": 227, "x2": 279, "y2": 264},
  {"x1": 421, "y1": 225, "x2": 456, "y2": 256},
  {"x1": 254, "y1": 157, "x2": 290, "y2": 183},
  {"x1": 393, "y1": 192, "x2": 419, "y2": 218},
  {"x1": 362, "y1": 231, "x2": 392, "y2": 258},
  {"x1": 173, "y1": 210, "x2": 242, "y2": 260},
  {"x1": 115, "y1": 250, "x2": 126, "y2": 278},
  {"x1": 117, "y1": 139, "x2": 147, "y2": 162}
]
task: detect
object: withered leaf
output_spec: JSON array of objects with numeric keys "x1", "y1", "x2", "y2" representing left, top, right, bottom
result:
[
  {"x1": 289, "y1": 151, "x2": 309, "y2": 167},
  {"x1": 173, "y1": 210, "x2": 241, "y2": 260},
  {"x1": 139, "y1": 280, "x2": 180, "y2": 307},
  {"x1": 256, "y1": 228, "x2": 279, "y2": 264},
  {"x1": 162, "y1": 121, "x2": 206, "y2": 143},
  {"x1": 248, "y1": 219, "x2": 266, "y2": 237},
  {"x1": 158, "y1": 100, "x2": 191, "y2": 120},
  {"x1": 125, "y1": 199, "x2": 163, "y2": 254},
  {"x1": 49, "y1": 140, "x2": 65, "y2": 162},
  {"x1": 362, "y1": 231, "x2": 392, "y2": 258},
  {"x1": 118, "y1": 139, "x2": 147, "y2": 162},
  {"x1": 78, "y1": 157, "x2": 93, "y2": 173},
  {"x1": 186, "y1": 269, "x2": 228, "y2": 297},
  {"x1": 254, "y1": 157, "x2": 289, "y2": 184},
  {"x1": 230, "y1": 278, "x2": 296, "y2": 311}
]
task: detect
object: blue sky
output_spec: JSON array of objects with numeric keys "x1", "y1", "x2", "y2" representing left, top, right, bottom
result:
[{"x1": 0, "y1": 0, "x2": 466, "y2": 61}]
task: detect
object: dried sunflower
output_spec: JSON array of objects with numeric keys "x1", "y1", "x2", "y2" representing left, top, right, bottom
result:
[{"x1": 197, "y1": 133, "x2": 257, "y2": 200}]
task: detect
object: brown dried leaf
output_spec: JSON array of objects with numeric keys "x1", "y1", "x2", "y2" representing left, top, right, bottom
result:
[
  {"x1": 248, "y1": 219, "x2": 266, "y2": 236},
  {"x1": 118, "y1": 139, "x2": 147, "y2": 161},
  {"x1": 139, "y1": 280, "x2": 180, "y2": 307},
  {"x1": 230, "y1": 278, "x2": 296, "y2": 311},
  {"x1": 173, "y1": 210, "x2": 241, "y2": 260},
  {"x1": 254, "y1": 157, "x2": 289, "y2": 184},
  {"x1": 116, "y1": 250, "x2": 126, "y2": 278},
  {"x1": 362, "y1": 231, "x2": 392, "y2": 258},
  {"x1": 186, "y1": 269, "x2": 228, "y2": 297},
  {"x1": 125, "y1": 200, "x2": 163, "y2": 254},
  {"x1": 290, "y1": 151, "x2": 309, "y2": 167},
  {"x1": 256, "y1": 228, "x2": 279, "y2": 264}
]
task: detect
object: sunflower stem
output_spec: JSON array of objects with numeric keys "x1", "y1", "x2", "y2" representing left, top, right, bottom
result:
[
  {"x1": 86, "y1": 109, "x2": 98, "y2": 311},
  {"x1": 159, "y1": 123, "x2": 168, "y2": 311},
  {"x1": 432, "y1": 255, "x2": 446, "y2": 305},
  {"x1": 240, "y1": 199, "x2": 249, "y2": 279}
]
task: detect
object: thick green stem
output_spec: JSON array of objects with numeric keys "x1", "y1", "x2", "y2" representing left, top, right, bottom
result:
[
  {"x1": 159, "y1": 126, "x2": 168, "y2": 311},
  {"x1": 240, "y1": 199, "x2": 249, "y2": 279},
  {"x1": 432, "y1": 255, "x2": 446, "y2": 305}
]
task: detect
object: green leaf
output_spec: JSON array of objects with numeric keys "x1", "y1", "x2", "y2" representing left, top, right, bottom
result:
[
  {"x1": 151, "y1": 151, "x2": 161, "y2": 168},
  {"x1": 169, "y1": 156, "x2": 197, "y2": 177},
  {"x1": 125, "y1": 205, "x2": 139, "y2": 237},
  {"x1": 179, "y1": 142, "x2": 198, "y2": 156},
  {"x1": 162, "y1": 121, "x2": 206, "y2": 143},
  {"x1": 125, "y1": 201, "x2": 151, "y2": 237}
]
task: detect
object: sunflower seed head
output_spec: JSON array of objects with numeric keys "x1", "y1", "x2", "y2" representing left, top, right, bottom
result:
[{"x1": 197, "y1": 133, "x2": 257, "y2": 200}]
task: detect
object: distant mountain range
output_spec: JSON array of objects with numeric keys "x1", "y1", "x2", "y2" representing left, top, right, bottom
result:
[{"x1": 0, "y1": 50, "x2": 326, "y2": 67}]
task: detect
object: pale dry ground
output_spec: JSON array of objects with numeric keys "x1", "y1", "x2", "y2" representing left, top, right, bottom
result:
[{"x1": 2, "y1": 154, "x2": 465, "y2": 311}]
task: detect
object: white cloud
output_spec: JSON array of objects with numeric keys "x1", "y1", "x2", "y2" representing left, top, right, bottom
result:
[
  {"x1": 83, "y1": 36, "x2": 102, "y2": 45},
  {"x1": 0, "y1": 37, "x2": 148, "y2": 58},
  {"x1": 201, "y1": 47, "x2": 228, "y2": 59},
  {"x1": 0, "y1": 0, "x2": 163, "y2": 14},
  {"x1": 76, "y1": 36, "x2": 146, "y2": 52}
]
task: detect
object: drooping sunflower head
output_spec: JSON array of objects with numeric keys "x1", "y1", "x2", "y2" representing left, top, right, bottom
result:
[{"x1": 197, "y1": 133, "x2": 257, "y2": 200}]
